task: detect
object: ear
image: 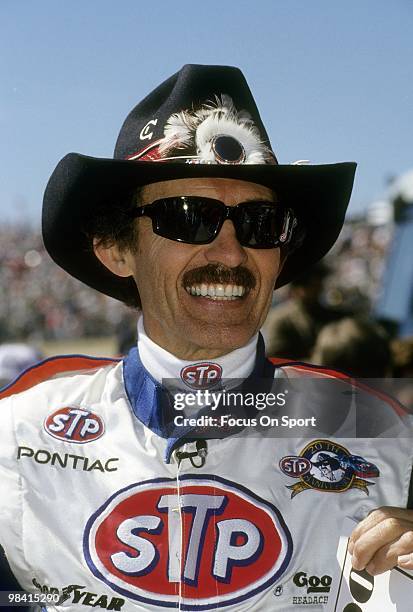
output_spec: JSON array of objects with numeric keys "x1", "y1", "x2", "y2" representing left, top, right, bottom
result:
[{"x1": 93, "y1": 239, "x2": 133, "y2": 278}]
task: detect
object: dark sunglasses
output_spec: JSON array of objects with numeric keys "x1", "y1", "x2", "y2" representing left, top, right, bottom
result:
[{"x1": 130, "y1": 196, "x2": 297, "y2": 248}]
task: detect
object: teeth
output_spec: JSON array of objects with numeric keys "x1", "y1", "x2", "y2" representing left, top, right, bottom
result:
[
  {"x1": 209, "y1": 296, "x2": 238, "y2": 300},
  {"x1": 185, "y1": 284, "x2": 247, "y2": 299}
]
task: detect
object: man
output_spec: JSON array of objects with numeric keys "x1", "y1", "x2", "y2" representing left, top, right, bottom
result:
[
  {"x1": 310, "y1": 317, "x2": 392, "y2": 378},
  {"x1": 0, "y1": 64, "x2": 412, "y2": 611}
]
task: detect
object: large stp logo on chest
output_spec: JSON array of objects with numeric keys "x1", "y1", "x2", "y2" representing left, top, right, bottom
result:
[{"x1": 84, "y1": 476, "x2": 292, "y2": 609}]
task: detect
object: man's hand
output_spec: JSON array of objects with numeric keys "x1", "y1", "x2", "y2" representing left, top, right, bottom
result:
[{"x1": 348, "y1": 507, "x2": 413, "y2": 575}]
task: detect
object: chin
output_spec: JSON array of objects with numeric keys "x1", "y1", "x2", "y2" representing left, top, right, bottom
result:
[{"x1": 188, "y1": 323, "x2": 256, "y2": 356}]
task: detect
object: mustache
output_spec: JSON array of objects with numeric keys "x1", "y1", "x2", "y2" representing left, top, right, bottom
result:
[{"x1": 182, "y1": 264, "x2": 256, "y2": 290}]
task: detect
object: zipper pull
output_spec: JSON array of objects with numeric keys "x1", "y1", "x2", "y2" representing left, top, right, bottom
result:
[{"x1": 175, "y1": 440, "x2": 208, "y2": 468}]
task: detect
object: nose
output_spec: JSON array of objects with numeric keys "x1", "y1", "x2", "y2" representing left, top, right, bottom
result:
[{"x1": 204, "y1": 220, "x2": 248, "y2": 268}]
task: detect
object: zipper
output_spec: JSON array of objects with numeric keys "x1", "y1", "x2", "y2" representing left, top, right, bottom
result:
[{"x1": 173, "y1": 441, "x2": 208, "y2": 610}]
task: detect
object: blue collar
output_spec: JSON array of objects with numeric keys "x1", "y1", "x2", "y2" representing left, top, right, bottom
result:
[{"x1": 122, "y1": 334, "x2": 275, "y2": 462}]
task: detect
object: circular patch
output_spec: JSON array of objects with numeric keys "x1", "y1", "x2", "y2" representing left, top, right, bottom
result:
[
  {"x1": 279, "y1": 456, "x2": 311, "y2": 478},
  {"x1": 281, "y1": 439, "x2": 380, "y2": 499},
  {"x1": 212, "y1": 135, "x2": 246, "y2": 164},
  {"x1": 180, "y1": 363, "x2": 222, "y2": 390},
  {"x1": 44, "y1": 407, "x2": 104, "y2": 444},
  {"x1": 301, "y1": 440, "x2": 358, "y2": 492}
]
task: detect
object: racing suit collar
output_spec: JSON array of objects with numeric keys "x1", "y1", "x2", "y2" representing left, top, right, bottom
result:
[
  {"x1": 136, "y1": 315, "x2": 258, "y2": 383},
  {"x1": 122, "y1": 332, "x2": 276, "y2": 462}
]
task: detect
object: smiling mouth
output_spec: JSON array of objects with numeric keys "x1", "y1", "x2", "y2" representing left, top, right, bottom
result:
[{"x1": 185, "y1": 283, "x2": 247, "y2": 301}]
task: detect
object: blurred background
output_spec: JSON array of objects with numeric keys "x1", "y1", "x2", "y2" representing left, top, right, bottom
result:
[{"x1": 1, "y1": 1, "x2": 413, "y2": 388}]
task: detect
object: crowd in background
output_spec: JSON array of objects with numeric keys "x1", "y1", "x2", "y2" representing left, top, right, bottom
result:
[
  {"x1": 1, "y1": 216, "x2": 413, "y2": 406},
  {"x1": 0, "y1": 223, "x2": 130, "y2": 343},
  {"x1": 0, "y1": 217, "x2": 392, "y2": 344},
  {"x1": 324, "y1": 219, "x2": 392, "y2": 314}
]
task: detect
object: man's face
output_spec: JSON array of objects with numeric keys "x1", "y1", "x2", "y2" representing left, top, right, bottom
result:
[{"x1": 122, "y1": 178, "x2": 284, "y2": 359}]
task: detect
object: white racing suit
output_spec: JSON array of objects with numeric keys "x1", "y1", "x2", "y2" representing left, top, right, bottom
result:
[{"x1": 0, "y1": 336, "x2": 412, "y2": 611}]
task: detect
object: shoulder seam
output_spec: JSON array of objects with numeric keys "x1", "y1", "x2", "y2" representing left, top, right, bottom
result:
[
  {"x1": 0, "y1": 354, "x2": 120, "y2": 400},
  {"x1": 268, "y1": 358, "x2": 407, "y2": 418},
  {"x1": 268, "y1": 357, "x2": 350, "y2": 379}
]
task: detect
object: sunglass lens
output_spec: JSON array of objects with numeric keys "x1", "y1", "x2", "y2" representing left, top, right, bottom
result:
[
  {"x1": 154, "y1": 197, "x2": 221, "y2": 244},
  {"x1": 149, "y1": 197, "x2": 286, "y2": 248},
  {"x1": 236, "y1": 203, "x2": 283, "y2": 248}
]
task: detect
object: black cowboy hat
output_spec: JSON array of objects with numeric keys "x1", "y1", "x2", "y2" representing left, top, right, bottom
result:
[{"x1": 42, "y1": 64, "x2": 356, "y2": 303}]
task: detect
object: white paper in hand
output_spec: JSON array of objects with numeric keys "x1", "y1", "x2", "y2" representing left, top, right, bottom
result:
[{"x1": 326, "y1": 518, "x2": 413, "y2": 612}]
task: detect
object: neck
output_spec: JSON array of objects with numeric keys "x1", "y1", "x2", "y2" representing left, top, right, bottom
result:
[
  {"x1": 143, "y1": 328, "x2": 250, "y2": 360},
  {"x1": 136, "y1": 316, "x2": 259, "y2": 385}
]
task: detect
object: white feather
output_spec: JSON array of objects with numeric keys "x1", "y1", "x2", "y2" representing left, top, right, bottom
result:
[
  {"x1": 195, "y1": 115, "x2": 270, "y2": 164},
  {"x1": 159, "y1": 111, "x2": 195, "y2": 155},
  {"x1": 193, "y1": 94, "x2": 254, "y2": 127},
  {"x1": 158, "y1": 94, "x2": 273, "y2": 163}
]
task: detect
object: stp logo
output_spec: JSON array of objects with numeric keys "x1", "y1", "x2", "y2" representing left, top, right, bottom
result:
[
  {"x1": 84, "y1": 475, "x2": 292, "y2": 609},
  {"x1": 180, "y1": 362, "x2": 222, "y2": 390},
  {"x1": 44, "y1": 407, "x2": 104, "y2": 444},
  {"x1": 279, "y1": 456, "x2": 311, "y2": 478}
]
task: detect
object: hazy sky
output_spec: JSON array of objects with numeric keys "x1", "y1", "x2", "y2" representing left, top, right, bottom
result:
[{"x1": 1, "y1": 0, "x2": 412, "y2": 225}]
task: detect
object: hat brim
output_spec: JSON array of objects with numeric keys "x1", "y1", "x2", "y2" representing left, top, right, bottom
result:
[{"x1": 42, "y1": 153, "x2": 356, "y2": 303}]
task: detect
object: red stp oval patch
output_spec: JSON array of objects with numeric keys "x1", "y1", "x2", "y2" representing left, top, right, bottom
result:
[
  {"x1": 180, "y1": 362, "x2": 222, "y2": 390},
  {"x1": 279, "y1": 456, "x2": 312, "y2": 478},
  {"x1": 84, "y1": 476, "x2": 292, "y2": 609},
  {"x1": 44, "y1": 407, "x2": 105, "y2": 444}
]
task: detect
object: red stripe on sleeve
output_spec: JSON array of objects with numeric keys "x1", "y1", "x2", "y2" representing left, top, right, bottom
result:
[
  {"x1": 268, "y1": 358, "x2": 407, "y2": 417},
  {"x1": 0, "y1": 355, "x2": 119, "y2": 400}
]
